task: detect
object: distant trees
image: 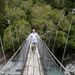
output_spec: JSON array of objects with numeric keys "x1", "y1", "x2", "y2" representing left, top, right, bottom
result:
[
  {"x1": 0, "y1": 0, "x2": 8, "y2": 37},
  {"x1": 0, "y1": 0, "x2": 75, "y2": 62},
  {"x1": 43, "y1": 0, "x2": 65, "y2": 9},
  {"x1": 0, "y1": 0, "x2": 5, "y2": 14}
]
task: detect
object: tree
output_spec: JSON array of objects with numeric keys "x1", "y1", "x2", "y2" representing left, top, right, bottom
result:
[{"x1": 0, "y1": 0, "x2": 8, "y2": 37}]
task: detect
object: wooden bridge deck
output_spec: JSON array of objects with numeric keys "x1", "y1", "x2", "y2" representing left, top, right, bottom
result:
[{"x1": 23, "y1": 45, "x2": 44, "y2": 75}]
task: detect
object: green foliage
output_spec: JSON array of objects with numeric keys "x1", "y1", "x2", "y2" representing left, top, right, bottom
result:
[
  {"x1": 59, "y1": 19, "x2": 70, "y2": 31},
  {"x1": 0, "y1": 0, "x2": 6, "y2": 14},
  {"x1": 44, "y1": 0, "x2": 65, "y2": 9},
  {"x1": 0, "y1": 0, "x2": 75, "y2": 60},
  {"x1": 0, "y1": 0, "x2": 9, "y2": 37},
  {"x1": 56, "y1": 31, "x2": 66, "y2": 48}
]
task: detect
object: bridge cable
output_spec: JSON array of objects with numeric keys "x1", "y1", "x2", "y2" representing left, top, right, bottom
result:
[
  {"x1": 61, "y1": 12, "x2": 73, "y2": 64},
  {"x1": 0, "y1": 39, "x2": 26, "y2": 72},
  {"x1": 52, "y1": 30, "x2": 58, "y2": 53},
  {"x1": 40, "y1": 22, "x2": 71, "y2": 73},
  {"x1": 8, "y1": 20, "x2": 15, "y2": 53},
  {"x1": 39, "y1": 38, "x2": 70, "y2": 73},
  {"x1": 15, "y1": 27, "x2": 20, "y2": 47},
  {"x1": 0, "y1": 36, "x2": 6, "y2": 63},
  {"x1": 61, "y1": 21, "x2": 72, "y2": 64}
]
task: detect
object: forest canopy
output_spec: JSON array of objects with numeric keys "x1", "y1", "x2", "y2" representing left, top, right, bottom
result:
[{"x1": 0, "y1": 0, "x2": 75, "y2": 62}]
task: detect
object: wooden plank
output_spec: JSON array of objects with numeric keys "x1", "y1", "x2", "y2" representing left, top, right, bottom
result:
[{"x1": 23, "y1": 45, "x2": 44, "y2": 75}]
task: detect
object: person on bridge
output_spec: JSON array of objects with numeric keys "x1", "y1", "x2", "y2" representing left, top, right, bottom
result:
[{"x1": 27, "y1": 28, "x2": 39, "y2": 54}]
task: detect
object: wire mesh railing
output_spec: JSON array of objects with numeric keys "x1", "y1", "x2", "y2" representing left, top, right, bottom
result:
[
  {"x1": 0, "y1": 34, "x2": 71, "y2": 75},
  {"x1": 37, "y1": 37, "x2": 70, "y2": 75},
  {"x1": 0, "y1": 38, "x2": 31, "y2": 75}
]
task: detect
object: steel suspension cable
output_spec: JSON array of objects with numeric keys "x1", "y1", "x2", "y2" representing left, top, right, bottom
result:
[
  {"x1": 61, "y1": 21, "x2": 72, "y2": 64},
  {"x1": 8, "y1": 20, "x2": 15, "y2": 53},
  {"x1": 61, "y1": 12, "x2": 75, "y2": 64},
  {"x1": 0, "y1": 36, "x2": 6, "y2": 63},
  {"x1": 48, "y1": 38, "x2": 51, "y2": 47},
  {"x1": 42, "y1": 13, "x2": 72, "y2": 44},
  {"x1": 18, "y1": 28, "x2": 22, "y2": 44},
  {"x1": 52, "y1": 30, "x2": 58, "y2": 53},
  {"x1": 41, "y1": 25, "x2": 58, "y2": 54},
  {"x1": 15, "y1": 27, "x2": 20, "y2": 47},
  {"x1": 39, "y1": 38, "x2": 70, "y2": 73},
  {"x1": 41, "y1": 22, "x2": 60, "y2": 48},
  {"x1": 0, "y1": 39, "x2": 26, "y2": 72}
]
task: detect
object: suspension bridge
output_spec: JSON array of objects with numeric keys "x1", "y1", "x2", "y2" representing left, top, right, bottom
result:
[
  {"x1": 0, "y1": 33, "x2": 71, "y2": 75},
  {"x1": 0, "y1": 17, "x2": 72, "y2": 75},
  {"x1": 0, "y1": 8, "x2": 75, "y2": 75},
  {"x1": 0, "y1": 18, "x2": 73, "y2": 75}
]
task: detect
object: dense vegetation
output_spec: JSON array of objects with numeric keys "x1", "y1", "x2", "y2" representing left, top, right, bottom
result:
[{"x1": 0, "y1": 0, "x2": 75, "y2": 63}]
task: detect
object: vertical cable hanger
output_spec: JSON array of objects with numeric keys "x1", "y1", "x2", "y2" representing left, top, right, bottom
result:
[
  {"x1": 15, "y1": 27, "x2": 20, "y2": 47},
  {"x1": 52, "y1": 30, "x2": 58, "y2": 53},
  {"x1": 61, "y1": 11, "x2": 74, "y2": 64},
  {"x1": 61, "y1": 21, "x2": 72, "y2": 64},
  {"x1": 8, "y1": 20, "x2": 15, "y2": 53},
  {"x1": 0, "y1": 36, "x2": 6, "y2": 63},
  {"x1": 18, "y1": 27, "x2": 22, "y2": 44}
]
